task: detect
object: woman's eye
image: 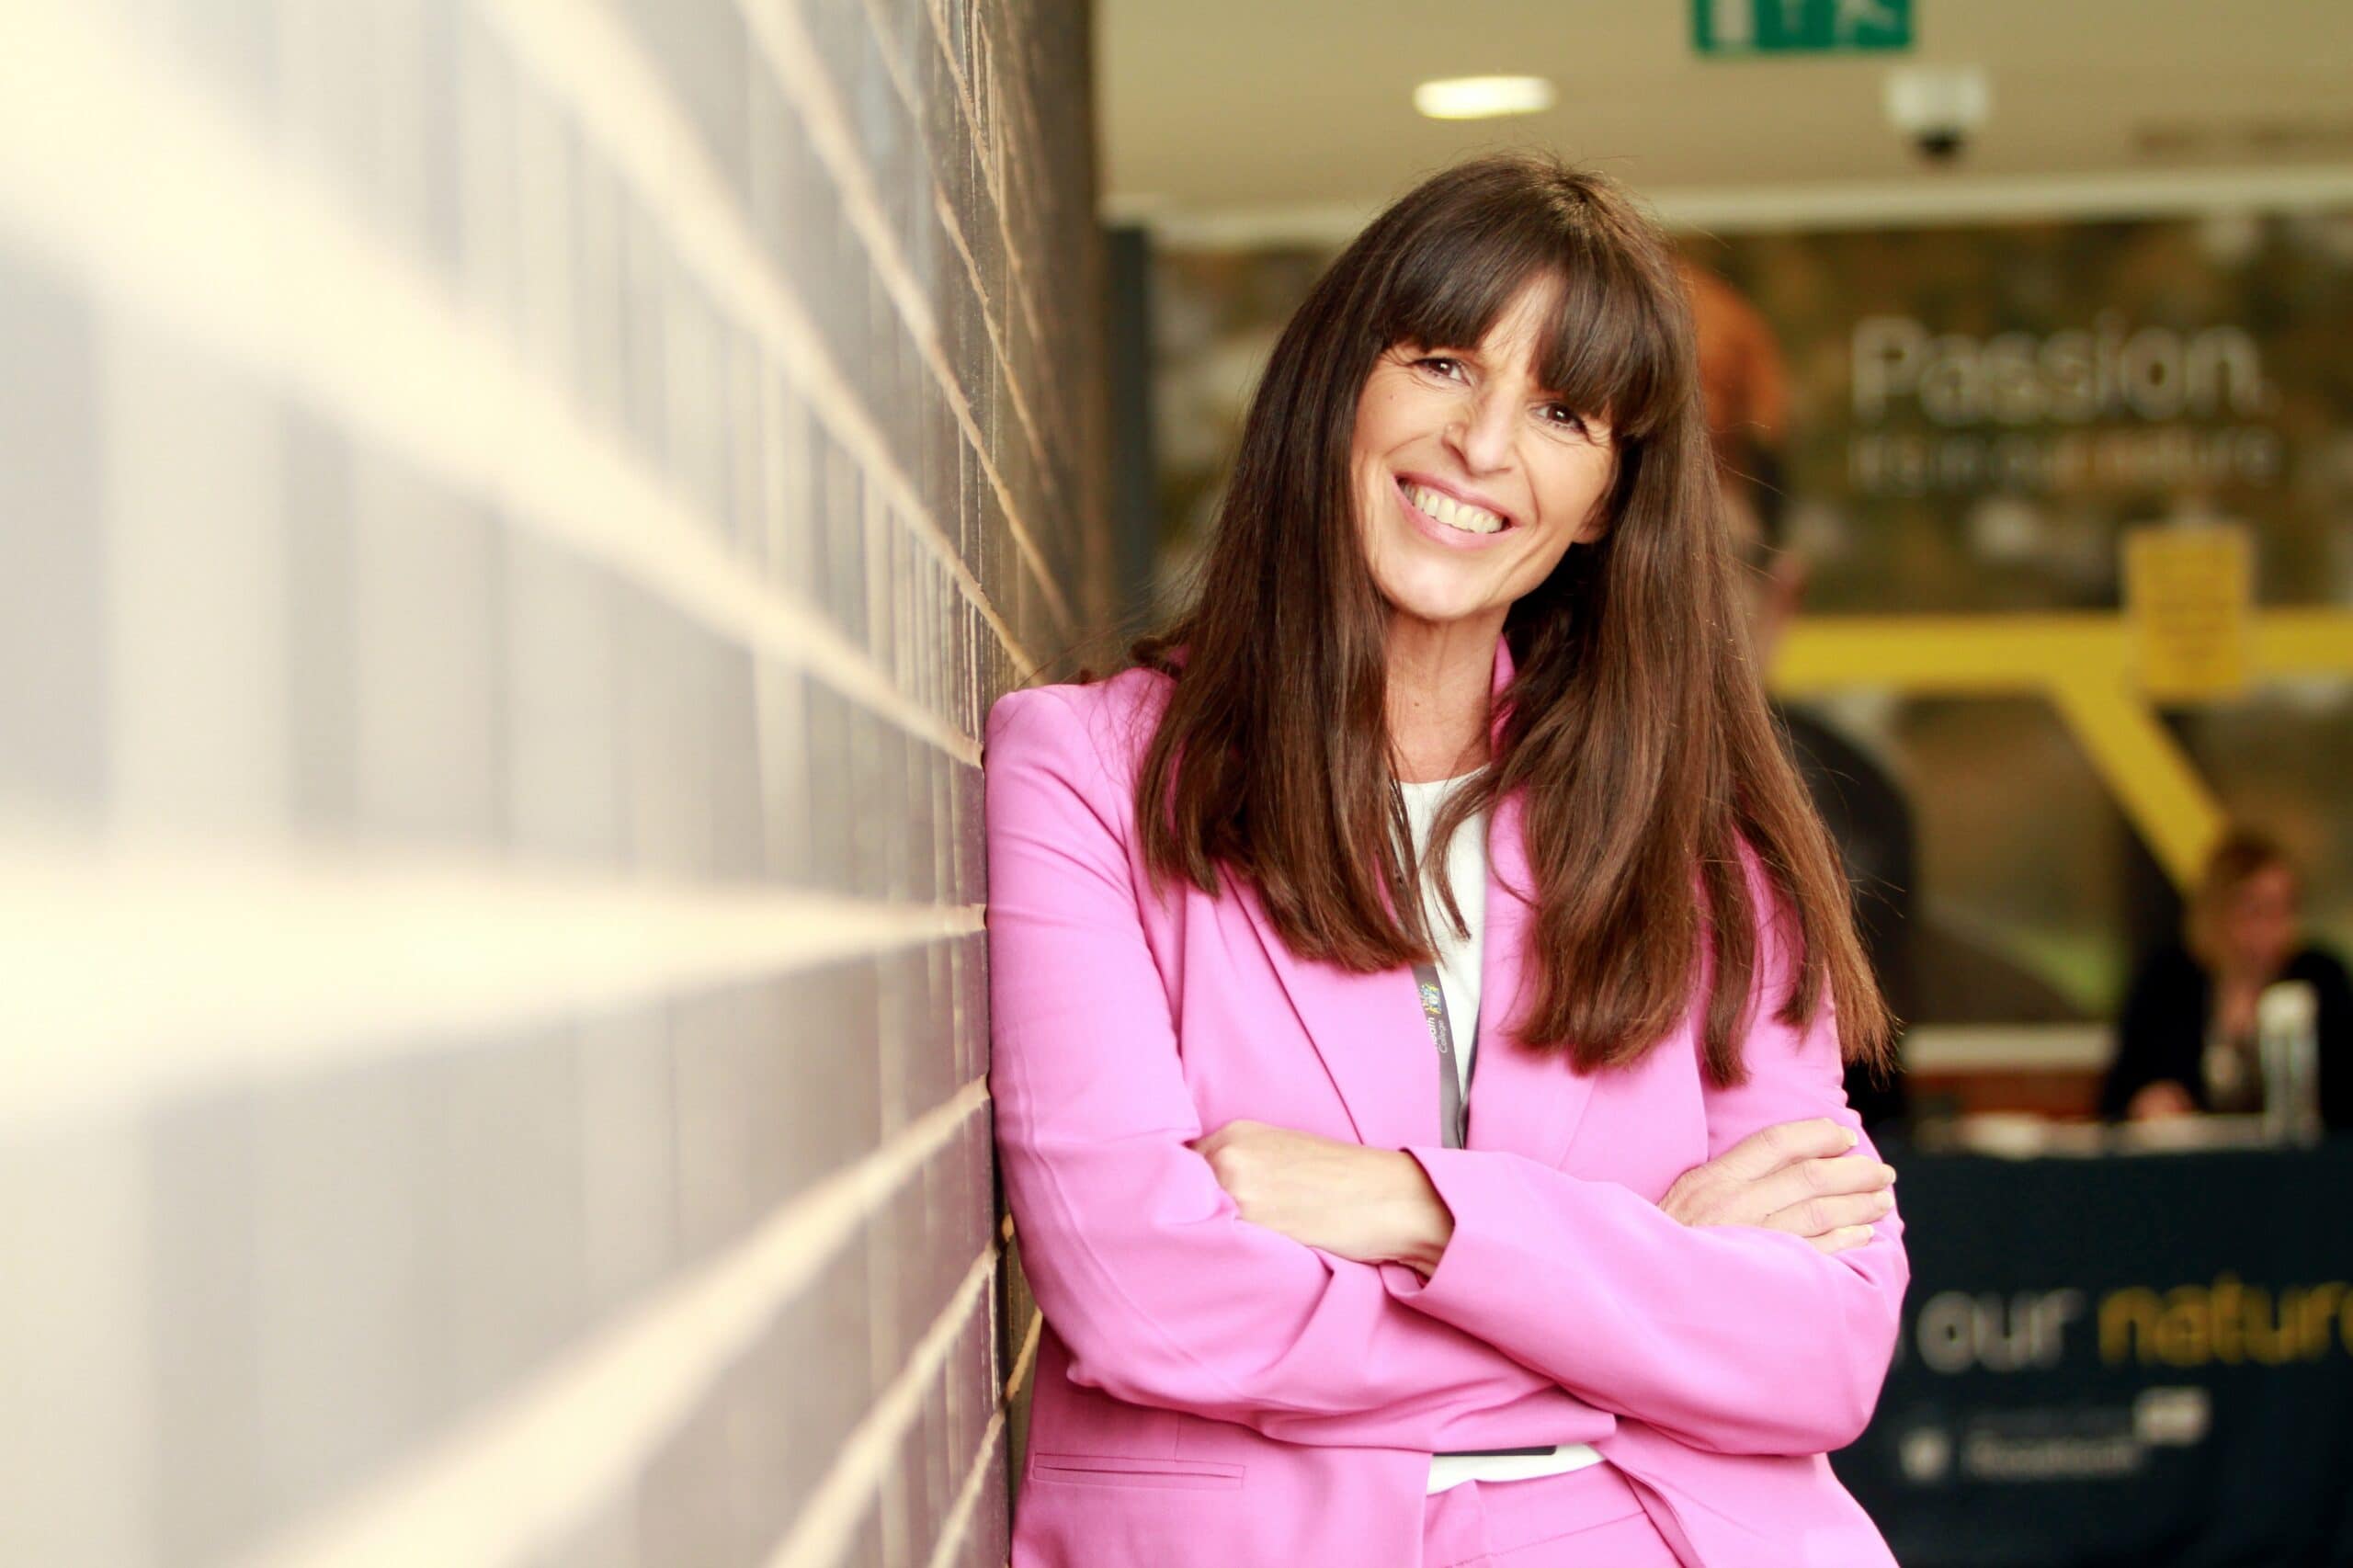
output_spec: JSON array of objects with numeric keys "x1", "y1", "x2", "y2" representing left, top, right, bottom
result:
[
  {"x1": 1544, "y1": 404, "x2": 1590, "y2": 433},
  {"x1": 1414, "y1": 356, "x2": 1463, "y2": 379}
]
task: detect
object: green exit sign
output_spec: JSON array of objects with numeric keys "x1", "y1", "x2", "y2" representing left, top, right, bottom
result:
[{"x1": 1695, "y1": 0, "x2": 1914, "y2": 54}]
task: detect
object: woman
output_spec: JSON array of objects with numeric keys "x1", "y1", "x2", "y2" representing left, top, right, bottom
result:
[
  {"x1": 984, "y1": 154, "x2": 1906, "y2": 1567},
  {"x1": 2100, "y1": 829, "x2": 2353, "y2": 1129}
]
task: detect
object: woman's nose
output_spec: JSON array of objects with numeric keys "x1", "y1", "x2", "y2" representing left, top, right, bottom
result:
[{"x1": 1446, "y1": 391, "x2": 1516, "y2": 472}]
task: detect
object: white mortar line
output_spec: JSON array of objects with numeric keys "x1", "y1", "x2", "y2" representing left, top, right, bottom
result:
[
  {"x1": 0, "y1": 822, "x2": 980, "y2": 1131},
  {"x1": 736, "y1": 0, "x2": 1077, "y2": 632},
  {"x1": 239, "y1": 1075, "x2": 991, "y2": 1568},
  {"x1": 1002, "y1": 1307, "x2": 1042, "y2": 1404},
  {"x1": 0, "y1": 4, "x2": 984, "y2": 767},
  {"x1": 920, "y1": 1403, "x2": 1007, "y2": 1568},
  {"x1": 850, "y1": 0, "x2": 1074, "y2": 528},
  {"x1": 764, "y1": 1241, "x2": 1001, "y2": 1568},
  {"x1": 919, "y1": 0, "x2": 1060, "y2": 405},
  {"x1": 478, "y1": 0, "x2": 1039, "y2": 683}
]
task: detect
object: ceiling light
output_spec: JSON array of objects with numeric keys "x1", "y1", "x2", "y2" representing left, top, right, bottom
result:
[{"x1": 1413, "y1": 75, "x2": 1557, "y2": 121}]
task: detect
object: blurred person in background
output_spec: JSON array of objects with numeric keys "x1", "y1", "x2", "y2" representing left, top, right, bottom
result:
[
  {"x1": 2099, "y1": 828, "x2": 2353, "y2": 1129},
  {"x1": 1687, "y1": 260, "x2": 1917, "y2": 1134},
  {"x1": 1722, "y1": 465, "x2": 1919, "y2": 1136}
]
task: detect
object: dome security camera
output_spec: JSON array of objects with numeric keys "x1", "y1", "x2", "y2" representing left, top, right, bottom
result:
[{"x1": 1883, "y1": 65, "x2": 1991, "y2": 163}]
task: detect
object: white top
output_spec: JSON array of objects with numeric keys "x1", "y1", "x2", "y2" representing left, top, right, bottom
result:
[
  {"x1": 1395, "y1": 774, "x2": 1488, "y2": 1099},
  {"x1": 1396, "y1": 771, "x2": 1608, "y2": 1496}
]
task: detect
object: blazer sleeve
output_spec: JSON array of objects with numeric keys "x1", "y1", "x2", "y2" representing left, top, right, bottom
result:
[
  {"x1": 983, "y1": 685, "x2": 1596, "y2": 1451},
  {"x1": 1379, "y1": 857, "x2": 1911, "y2": 1458}
]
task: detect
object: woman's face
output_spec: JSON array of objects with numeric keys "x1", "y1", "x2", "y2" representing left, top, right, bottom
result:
[
  {"x1": 2219, "y1": 861, "x2": 2301, "y2": 976},
  {"x1": 1348, "y1": 277, "x2": 1619, "y2": 636}
]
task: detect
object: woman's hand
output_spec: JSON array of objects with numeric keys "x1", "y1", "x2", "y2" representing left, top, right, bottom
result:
[
  {"x1": 1190, "y1": 1119, "x2": 1454, "y2": 1274},
  {"x1": 1660, "y1": 1117, "x2": 1895, "y2": 1256},
  {"x1": 2126, "y1": 1079, "x2": 2197, "y2": 1121}
]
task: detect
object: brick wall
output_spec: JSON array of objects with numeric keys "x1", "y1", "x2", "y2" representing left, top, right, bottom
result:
[{"x1": 0, "y1": 0, "x2": 1103, "y2": 1562}]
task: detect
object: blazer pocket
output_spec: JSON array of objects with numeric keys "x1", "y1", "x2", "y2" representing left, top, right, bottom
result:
[{"x1": 1029, "y1": 1451, "x2": 1247, "y2": 1491}]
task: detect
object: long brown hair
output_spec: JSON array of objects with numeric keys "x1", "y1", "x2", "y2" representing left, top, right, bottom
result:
[{"x1": 1128, "y1": 153, "x2": 1892, "y2": 1084}]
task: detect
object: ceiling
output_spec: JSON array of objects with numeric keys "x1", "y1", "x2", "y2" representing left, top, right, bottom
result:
[{"x1": 1097, "y1": 0, "x2": 2353, "y2": 238}]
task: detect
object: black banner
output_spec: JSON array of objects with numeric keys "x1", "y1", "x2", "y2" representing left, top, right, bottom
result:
[{"x1": 1834, "y1": 1140, "x2": 2353, "y2": 1565}]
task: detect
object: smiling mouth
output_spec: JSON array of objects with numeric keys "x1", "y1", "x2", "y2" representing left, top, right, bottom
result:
[{"x1": 1399, "y1": 478, "x2": 1513, "y2": 535}]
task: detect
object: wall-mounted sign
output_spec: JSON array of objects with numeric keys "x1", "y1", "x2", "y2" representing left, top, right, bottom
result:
[
  {"x1": 1846, "y1": 312, "x2": 2285, "y2": 496},
  {"x1": 2125, "y1": 524, "x2": 2253, "y2": 702},
  {"x1": 1694, "y1": 0, "x2": 1913, "y2": 55}
]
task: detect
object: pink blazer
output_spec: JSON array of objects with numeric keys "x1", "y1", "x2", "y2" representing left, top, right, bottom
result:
[{"x1": 983, "y1": 635, "x2": 1907, "y2": 1567}]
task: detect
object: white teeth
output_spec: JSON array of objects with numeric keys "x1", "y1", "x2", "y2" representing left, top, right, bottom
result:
[{"x1": 1404, "y1": 482, "x2": 1506, "y2": 535}]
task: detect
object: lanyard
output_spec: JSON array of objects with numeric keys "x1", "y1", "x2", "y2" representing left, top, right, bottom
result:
[
  {"x1": 1412, "y1": 959, "x2": 1472, "y2": 1148},
  {"x1": 1416, "y1": 959, "x2": 1556, "y2": 1460},
  {"x1": 1398, "y1": 780, "x2": 1477, "y2": 1150}
]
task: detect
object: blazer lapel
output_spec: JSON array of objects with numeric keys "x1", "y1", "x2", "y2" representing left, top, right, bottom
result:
[
  {"x1": 1232, "y1": 631, "x2": 1595, "y2": 1166},
  {"x1": 1231, "y1": 890, "x2": 1438, "y2": 1152}
]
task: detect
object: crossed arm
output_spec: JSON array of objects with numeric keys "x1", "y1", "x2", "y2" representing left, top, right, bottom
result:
[{"x1": 983, "y1": 686, "x2": 1909, "y2": 1458}]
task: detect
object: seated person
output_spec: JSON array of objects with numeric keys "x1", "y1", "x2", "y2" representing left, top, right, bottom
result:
[{"x1": 2099, "y1": 829, "x2": 2353, "y2": 1130}]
